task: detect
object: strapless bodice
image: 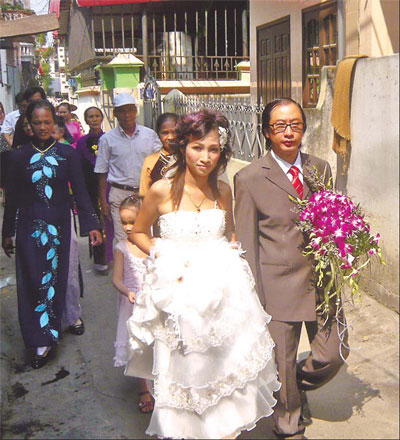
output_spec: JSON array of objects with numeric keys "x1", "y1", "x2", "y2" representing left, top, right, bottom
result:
[{"x1": 158, "y1": 209, "x2": 226, "y2": 242}]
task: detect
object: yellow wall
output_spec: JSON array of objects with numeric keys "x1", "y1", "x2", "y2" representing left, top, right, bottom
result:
[{"x1": 358, "y1": 0, "x2": 399, "y2": 57}]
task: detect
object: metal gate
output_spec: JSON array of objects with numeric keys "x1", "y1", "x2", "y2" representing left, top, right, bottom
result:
[{"x1": 143, "y1": 72, "x2": 162, "y2": 130}]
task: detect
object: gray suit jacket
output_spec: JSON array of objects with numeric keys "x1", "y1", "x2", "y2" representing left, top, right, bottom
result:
[{"x1": 234, "y1": 151, "x2": 332, "y2": 322}]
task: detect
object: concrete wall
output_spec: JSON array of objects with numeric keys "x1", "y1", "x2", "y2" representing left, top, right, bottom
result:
[
  {"x1": 0, "y1": 49, "x2": 17, "y2": 114},
  {"x1": 302, "y1": 55, "x2": 399, "y2": 312},
  {"x1": 302, "y1": 66, "x2": 337, "y2": 182},
  {"x1": 0, "y1": 50, "x2": 14, "y2": 113},
  {"x1": 346, "y1": 54, "x2": 399, "y2": 311}
]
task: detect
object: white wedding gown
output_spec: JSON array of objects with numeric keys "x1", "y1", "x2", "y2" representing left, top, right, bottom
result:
[{"x1": 125, "y1": 208, "x2": 280, "y2": 439}]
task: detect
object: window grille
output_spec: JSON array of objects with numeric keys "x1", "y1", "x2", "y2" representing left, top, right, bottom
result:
[
  {"x1": 302, "y1": 1, "x2": 337, "y2": 107},
  {"x1": 91, "y1": 1, "x2": 249, "y2": 81}
]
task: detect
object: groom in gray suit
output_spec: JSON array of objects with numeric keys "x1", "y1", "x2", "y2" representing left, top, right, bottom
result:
[{"x1": 234, "y1": 98, "x2": 349, "y2": 439}]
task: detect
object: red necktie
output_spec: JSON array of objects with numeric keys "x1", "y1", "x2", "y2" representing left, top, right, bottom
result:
[{"x1": 288, "y1": 166, "x2": 303, "y2": 198}]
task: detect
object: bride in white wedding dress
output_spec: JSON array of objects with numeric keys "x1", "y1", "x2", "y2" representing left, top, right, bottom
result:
[{"x1": 125, "y1": 109, "x2": 280, "y2": 439}]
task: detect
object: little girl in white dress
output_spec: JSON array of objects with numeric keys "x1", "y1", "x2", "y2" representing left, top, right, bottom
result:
[
  {"x1": 112, "y1": 195, "x2": 153, "y2": 413},
  {"x1": 125, "y1": 110, "x2": 280, "y2": 438}
]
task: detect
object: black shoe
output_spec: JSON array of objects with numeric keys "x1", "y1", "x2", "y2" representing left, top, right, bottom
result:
[
  {"x1": 31, "y1": 348, "x2": 51, "y2": 369},
  {"x1": 69, "y1": 318, "x2": 85, "y2": 335},
  {"x1": 300, "y1": 390, "x2": 313, "y2": 426},
  {"x1": 94, "y1": 264, "x2": 109, "y2": 275}
]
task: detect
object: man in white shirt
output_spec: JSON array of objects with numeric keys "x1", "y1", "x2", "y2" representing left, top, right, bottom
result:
[
  {"x1": 1, "y1": 92, "x2": 28, "y2": 147},
  {"x1": 94, "y1": 93, "x2": 161, "y2": 242}
]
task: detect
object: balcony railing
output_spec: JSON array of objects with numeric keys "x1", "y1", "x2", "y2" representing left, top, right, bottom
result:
[
  {"x1": 1, "y1": 9, "x2": 34, "y2": 20},
  {"x1": 147, "y1": 55, "x2": 248, "y2": 81},
  {"x1": 92, "y1": 48, "x2": 248, "y2": 81},
  {"x1": 88, "y1": 2, "x2": 249, "y2": 82}
]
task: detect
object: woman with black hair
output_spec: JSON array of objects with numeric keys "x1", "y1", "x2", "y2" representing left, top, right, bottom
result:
[
  {"x1": 2, "y1": 100, "x2": 102, "y2": 369},
  {"x1": 139, "y1": 112, "x2": 178, "y2": 196},
  {"x1": 56, "y1": 101, "x2": 83, "y2": 147},
  {"x1": 76, "y1": 106, "x2": 113, "y2": 272}
]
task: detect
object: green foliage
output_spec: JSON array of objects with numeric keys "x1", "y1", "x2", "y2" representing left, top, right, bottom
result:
[
  {"x1": 37, "y1": 33, "x2": 47, "y2": 48},
  {"x1": 34, "y1": 34, "x2": 55, "y2": 95},
  {"x1": 1, "y1": 3, "x2": 34, "y2": 13},
  {"x1": 2, "y1": 3, "x2": 24, "y2": 11},
  {"x1": 42, "y1": 47, "x2": 54, "y2": 60}
]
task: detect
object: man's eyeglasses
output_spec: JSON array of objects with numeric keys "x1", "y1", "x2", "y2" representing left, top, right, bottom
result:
[{"x1": 269, "y1": 122, "x2": 304, "y2": 133}]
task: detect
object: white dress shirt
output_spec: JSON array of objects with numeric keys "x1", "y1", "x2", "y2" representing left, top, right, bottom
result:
[
  {"x1": 1, "y1": 110, "x2": 20, "y2": 134},
  {"x1": 94, "y1": 124, "x2": 162, "y2": 187},
  {"x1": 270, "y1": 149, "x2": 303, "y2": 184}
]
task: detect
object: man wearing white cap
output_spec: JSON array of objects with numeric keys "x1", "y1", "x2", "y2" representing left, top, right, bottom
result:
[{"x1": 94, "y1": 93, "x2": 161, "y2": 242}]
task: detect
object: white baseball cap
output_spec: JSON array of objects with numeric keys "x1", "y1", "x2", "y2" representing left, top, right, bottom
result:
[{"x1": 113, "y1": 93, "x2": 137, "y2": 108}]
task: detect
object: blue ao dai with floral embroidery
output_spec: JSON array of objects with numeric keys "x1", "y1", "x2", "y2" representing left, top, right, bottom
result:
[{"x1": 2, "y1": 140, "x2": 100, "y2": 348}]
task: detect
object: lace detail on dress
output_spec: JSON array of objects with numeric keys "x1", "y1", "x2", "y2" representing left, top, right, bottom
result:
[
  {"x1": 154, "y1": 328, "x2": 276, "y2": 415},
  {"x1": 150, "y1": 289, "x2": 257, "y2": 354},
  {"x1": 159, "y1": 210, "x2": 226, "y2": 242},
  {"x1": 152, "y1": 315, "x2": 180, "y2": 350},
  {"x1": 134, "y1": 235, "x2": 258, "y2": 354}
]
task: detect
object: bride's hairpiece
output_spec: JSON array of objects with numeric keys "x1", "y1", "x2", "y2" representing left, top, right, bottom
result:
[{"x1": 218, "y1": 126, "x2": 228, "y2": 151}]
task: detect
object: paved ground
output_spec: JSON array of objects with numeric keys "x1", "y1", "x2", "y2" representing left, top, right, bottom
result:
[{"x1": 1, "y1": 234, "x2": 399, "y2": 439}]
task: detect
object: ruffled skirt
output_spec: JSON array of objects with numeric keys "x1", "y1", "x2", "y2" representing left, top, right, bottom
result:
[{"x1": 125, "y1": 239, "x2": 280, "y2": 439}]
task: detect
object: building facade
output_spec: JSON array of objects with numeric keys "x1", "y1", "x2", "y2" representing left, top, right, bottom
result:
[
  {"x1": 54, "y1": 0, "x2": 249, "y2": 86},
  {"x1": 0, "y1": 0, "x2": 35, "y2": 111},
  {"x1": 250, "y1": 0, "x2": 399, "y2": 106}
]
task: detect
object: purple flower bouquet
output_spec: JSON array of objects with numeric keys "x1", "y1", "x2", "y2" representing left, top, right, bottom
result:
[{"x1": 291, "y1": 167, "x2": 385, "y2": 319}]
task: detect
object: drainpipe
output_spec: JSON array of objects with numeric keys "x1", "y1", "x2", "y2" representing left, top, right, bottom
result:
[
  {"x1": 142, "y1": 8, "x2": 148, "y2": 70},
  {"x1": 242, "y1": 8, "x2": 248, "y2": 57},
  {"x1": 337, "y1": 0, "x2": 345, "y2": 60}
]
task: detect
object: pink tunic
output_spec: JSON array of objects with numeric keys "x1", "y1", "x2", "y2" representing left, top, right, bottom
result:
[{"x1": 66, "y1": 121, "x2": 82, "y2": 147}]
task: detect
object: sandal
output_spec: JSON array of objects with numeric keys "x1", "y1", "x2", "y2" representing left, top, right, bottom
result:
[
  {"x1": 69, "y1": 318, "x2": 85, "y2": 335},
  {"x1": 138, "y1": 391, "x2": 154, "y2": 414}
]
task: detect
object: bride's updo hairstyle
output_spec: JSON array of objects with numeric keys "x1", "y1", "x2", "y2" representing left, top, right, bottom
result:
[{"x1": 168, "y1": 109, "x2": 232, "y2": 210}]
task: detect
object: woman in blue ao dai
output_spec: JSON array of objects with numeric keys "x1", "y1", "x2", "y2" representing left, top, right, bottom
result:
[
  {"x1": 125, "y1": 110, "x2": 280, "y2": 439},
  {"x1": 2, "y1": 100, "x2": 102, "y2": 369}
]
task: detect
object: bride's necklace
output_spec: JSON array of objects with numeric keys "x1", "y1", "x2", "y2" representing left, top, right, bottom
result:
[
  {"x1": 184, "y1": 188, "x2": 207, "y2": 213},
  {"x1": 32, "y1": 140, "x2": 56, "y2": 156}
]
